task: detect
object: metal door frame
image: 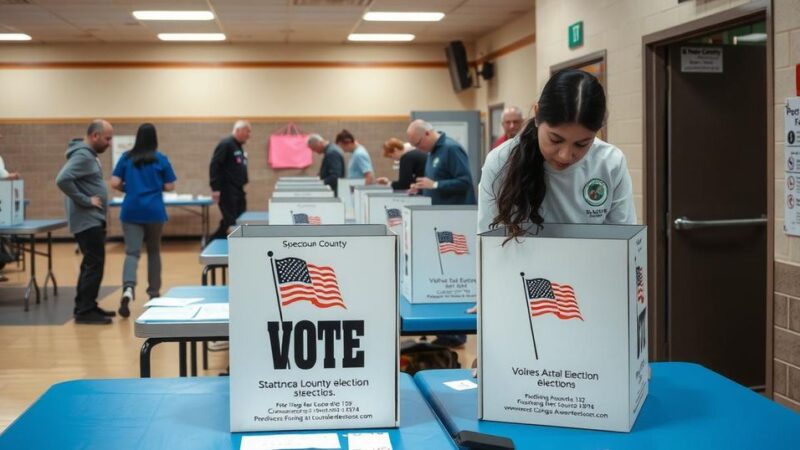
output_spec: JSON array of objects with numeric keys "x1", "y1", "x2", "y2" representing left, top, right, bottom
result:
[{"x1": 642, "y1": 1, "x2": 774, "y2": 395}]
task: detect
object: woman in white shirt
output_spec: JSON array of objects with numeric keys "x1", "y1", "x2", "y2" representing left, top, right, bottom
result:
[{"x1": 478, "y1": 69, "x2": 636, "y2": 236}]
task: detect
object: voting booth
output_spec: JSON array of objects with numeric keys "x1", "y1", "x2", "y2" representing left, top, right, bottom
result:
[
  {"x1": 352, "y1": 185, "x2": 392, "y2": 224},
  {"x1": 0, "y1": 180, "x2": 24, "y2": 226},
  {"x1": 337, "y1": 179, "x2": 365, "y2": 219},
  {"x1": 401, "y1": 205, "x2": 477, "y2": 303},
  {"x1": 478, "y1": 223, "x2": 649, "y2": 432},
  {"x1": 268, "y1": 198, "x2": 346, "y2": 225},
  {"x1": 228, "y1": 225, "x2": 399, "y2": 432},
  {"x1": 363, "y1": 193, "x2": 431, "y2": 227},
  {"x1": 272, "y1": 185, "x2": 334, "y2": 198},
  {"x1": 279, "y1": 176, "x2": 320, "y2": 182}
]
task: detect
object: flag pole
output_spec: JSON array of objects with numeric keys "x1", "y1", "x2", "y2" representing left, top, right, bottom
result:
[
  {"x1": 268, "y1": 251, "x2": 289, "y2": 369},
  {"x1": 521, "y1": 272, "x2": 539, "y2": 360},
  {"x1": 268, "y1": 252, "x2": 285, "y2": 323},
  {"x1": 434, "y1": 227, "x2": 444, "y2": 275}
]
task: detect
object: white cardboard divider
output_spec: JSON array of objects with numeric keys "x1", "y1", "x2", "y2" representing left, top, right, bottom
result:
[
  {"x1": 401, "y1": 205, "x2": 477, "y2": 303},
  {"x1": 268, "y1": 198, "x2": 346, "y2": 225},
  {"x1": 478, "y1": 223, "x2": 649, "y2": 432},
  {"x1": 229, "y1": 224, "x2": 399, "y2": 432}
]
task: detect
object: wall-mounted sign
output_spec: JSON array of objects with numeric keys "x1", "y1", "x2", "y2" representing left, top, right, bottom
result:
[{"x1": 568, "y1": 21, "x2": 584, "y2": 49}]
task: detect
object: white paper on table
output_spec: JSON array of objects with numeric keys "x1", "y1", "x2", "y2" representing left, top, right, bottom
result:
[
  {"x1": 347, "y1": 432, "x2": 392, "y2": 450},
  {"x1": 196, "y1": 194, "x2": 212, "y2": 201},
  {"x1": 239, "y1": 433, "x2": 340, "y2": 450},
  {"x1": 175, "y1": 193, "x2": 194, "y2": 200},
  {"x1": 193, "y1": 303, "x2": 229, "y2": 321},
  {"x1": 144, "y1": 297, "x2": 204, "y2": 308},
  {"x1": 443, "y1": 379, "x2": 478, "y2": 391},
  {"x1": 137, "y1": 305, "x2": 199, "y2": 322},
  {"x1": 162, "y1": 192, "x2": 178, "y2": 199},
  {"x1": 112, "y1": 196, "x2": 125, "y2": 202}
]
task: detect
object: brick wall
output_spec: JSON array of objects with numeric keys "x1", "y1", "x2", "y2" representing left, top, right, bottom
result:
[
  {"x1": 0, "y1": 119, "x2": 407, "y2": 238},
  {"x1": 773, "y1": 0, "x2": 800, "y2": 413}
]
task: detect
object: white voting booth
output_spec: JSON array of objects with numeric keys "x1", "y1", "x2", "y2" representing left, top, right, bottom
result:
[
  {"x1": 337, "y1": 179, "x2": 365, "y2": 220},
  {"x1": 401, "y1": 205, "x2": 477, "y2": 303},
  {"x1": 362, "y1": 193, "x2": 431, "y2": 227},
  {"x1": 228, "y1": 225, "x2": 399, "y2": 432},
  {"x1": 272, "y1": 185, "x2": 334, "y2": 198},
  {"x1": 268, "y1": 198, "x2": 345, "y2": 225},
  {"x1": 275, "y1": 179, "x2": 324, "y2": 190},
  {"x1": 0, "y1": 180, "x2": 24, "y2": 226},
  {"x1": 279, "y1": 176, "x2": 320, "y2": 182},
  {"x1": 352, "y1": 185, "x2": 392, "y2": 224},
  {"x1": 478, "y1": 223, "x2": 649, "y2": 432}
]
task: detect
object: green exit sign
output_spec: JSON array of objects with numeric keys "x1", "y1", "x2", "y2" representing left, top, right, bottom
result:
[{"x1": 568, "y1": 21, "x2": 584, "y2": 49}]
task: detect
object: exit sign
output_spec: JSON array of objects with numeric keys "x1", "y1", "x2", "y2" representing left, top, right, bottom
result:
[{"x1": 568, "y1": 21, "x2": 584, "y2": 49}]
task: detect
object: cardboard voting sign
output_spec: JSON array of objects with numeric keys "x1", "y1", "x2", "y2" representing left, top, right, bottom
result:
[
  {"x1": 478, "y1": 224, "x2": 649, "y2": 432},
  {"x1": 268, "y1": 198, "x2": 346, "y2": 225},
  {"x1": 0, "y1": 180, "x2": 24, "y2": 226},
  {"x1": 228, "y1": 225, "x2": 399, "y2": 432},
  {"x1": 273, "y1": 185, "x2": 334, "y2": 198},
  {"x1": 401, "y1": 205, "x2": 477, "y2": 303},
  {"x1": 363, "y1": 193, "x2": 431, "y2": 227},
  {"x1": 279, "y1": 176, "x2": 320, "y2": 182},
  {"x1": 352, "y1": 185, "x2": 392, "y2": 224},
  {"x1": 337, "y1": 179, "x2": 365, "y2": 219}
]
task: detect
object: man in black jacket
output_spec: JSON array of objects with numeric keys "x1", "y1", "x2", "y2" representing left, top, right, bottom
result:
[
  {"x1": 210, "y1": 120, "x2": 251, "y2": 240},
  {"x1": 307, "y1": 134, "x2": 345, "y2": 196}
]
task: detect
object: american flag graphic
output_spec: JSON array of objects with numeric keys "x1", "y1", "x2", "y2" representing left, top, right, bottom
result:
[
  {"x1": 274, "y1": 257, "x2": 346, "y2": 309},
  {"x1": 386, "y1": 208, "x2": 402, "y2": 227},
  {"x1": 293, "y1": 213, "x2": 321, "y2": 225},
  {"x1": 636, "y1": 266, "x2": 645, "y2": 303},
  {"x1": 525, "y1": 278, "x2": 582, "y2": 320},
  {"x1": 437, "y1": 231, "x2": 468, "y2": 255}
]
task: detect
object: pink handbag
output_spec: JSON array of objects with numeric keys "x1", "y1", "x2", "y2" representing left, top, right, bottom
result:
[{"x1": 268, "y1": 123, "x2": 311, "y2": 169}]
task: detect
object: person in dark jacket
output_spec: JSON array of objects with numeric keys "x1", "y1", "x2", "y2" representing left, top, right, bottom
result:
[
  {"x1": 307, "y1": 134, "x2": 345, "y2": 196},
  {"x1": 406, "y1": 119, "x2": 476, "y2": 205},
  {"x1": 209, "y1": 120, "x2": 250, "y2": 240},
  {"x1": 376, "y1": 138, "x2": 427, "y2": 190},
  {"x1": 55, "y1": 119, "x2": 114, "y2": 325}
]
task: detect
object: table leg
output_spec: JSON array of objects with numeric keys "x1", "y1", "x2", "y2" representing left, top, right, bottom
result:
[
  {"x1": 211, "y1": 267, "x2": 217, "y2": 286},
  {"x1": 222, "y1": 267, "x2": 227, "y2": 285},
  {"x1": 203, "y1": 341, "x2": 209, "y2": 370},
  {"x1": 202, "y1": 205, "x2": 209, "y2": 248},
  {"x1": 191, "y1": 341, "x2": 198, "y2": 376},
  {"x1": 23, "y1": 234, "x2": 40, "y2": 308},
  {"x1": 202, "y1": 265, "x2": 210, "y2": 286},
  {"x1": 179, "y1": 341, "x2": 187, "y2": 377},
  {"x1": 140, "y1": 338, "x2": 159, "y2": 378},
  {"x1": 43, "y1": 232, "x2": 57, "y2": 299}
]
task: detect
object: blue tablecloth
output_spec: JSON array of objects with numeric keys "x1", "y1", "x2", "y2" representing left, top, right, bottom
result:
[
  {"x1": 399, "y1": 295, "x2": 476, "y2": 334},
  {"x1": 0, "y1": 374, "x2": 456, "y2": 449},
  {"x1": 200, "y1": 239, "x2": 229, "y2": 265},
  {"x1": 413, "y1": 362, "x2": 800, "y2": 449}
]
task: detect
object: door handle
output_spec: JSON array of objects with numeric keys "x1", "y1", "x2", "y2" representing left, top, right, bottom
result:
[{"x1": 673, "y1": 215, "x2": 767, "y2": 230}]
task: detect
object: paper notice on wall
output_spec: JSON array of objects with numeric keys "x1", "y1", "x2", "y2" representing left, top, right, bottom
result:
[
  {"x1": 785, "y1": 97, "x2": 800, "y2": 236},
  {"x1": 112, "y1": 135, "x2": 135, "y2": 171},
  {"x1": 680, "y1": 46, "x2": 723, "y2": 73},
  {"x1": 430, "y1": 121, "x2": 469, "y2": 153}
]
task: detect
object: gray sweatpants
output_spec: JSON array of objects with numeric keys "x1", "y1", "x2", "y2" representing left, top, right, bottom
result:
[{"x1": 122, "y1": 222, "x2": 163, "y2": 298}]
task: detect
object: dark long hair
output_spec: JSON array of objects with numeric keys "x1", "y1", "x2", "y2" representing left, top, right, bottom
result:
[
  {"x1": 128, "y1": 123, "x2": 158, "y2": 167},
  {"x1": 491, "y1": 69, "x2": 606, "y2": 239}
]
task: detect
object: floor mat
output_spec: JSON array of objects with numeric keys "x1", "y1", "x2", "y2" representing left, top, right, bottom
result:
[{"x1": 0, "y1": 285, "x2": 119, "y2": 325}]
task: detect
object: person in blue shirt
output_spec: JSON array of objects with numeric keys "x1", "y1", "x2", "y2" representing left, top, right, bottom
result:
[
  {"x1": 111, "y1": 123, "x2": 177, "y2": 318},
  {"x1": 406, "y1": 119, "x2": 476, "y2": 205},
  {"x1": 336, "y1": 129, "x2": 374, "y2": 185}
]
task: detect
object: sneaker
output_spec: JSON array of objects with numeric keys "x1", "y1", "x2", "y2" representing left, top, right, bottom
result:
[
  {"x1": 119, "y1": 287, "x2": 134, "y2": 318},
  {"x1": 74, "y1": 309, "x2": 112, "y2": 325},
  {"x1": 207, "y1": 341, "x2": 229, "y2": 351},
  {"x1": 94, "y1": 306, "x2": 117, "y2": 317}
]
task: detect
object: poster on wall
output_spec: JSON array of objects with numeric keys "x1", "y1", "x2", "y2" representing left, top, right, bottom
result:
[
  {"x1": 430, "y1": 121, "x2": 469, "y2": 153},
  {"x1": 785, "y1": 97, "x2": 800, "y2": 236},
  {"x1": 112, "y1": 135, "x2": 135, "y2": 171}
]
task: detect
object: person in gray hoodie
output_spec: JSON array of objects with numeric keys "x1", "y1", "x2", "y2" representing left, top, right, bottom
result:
[{"x1": 56, "y1": 120, "x2": 114, "y2": 325}]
